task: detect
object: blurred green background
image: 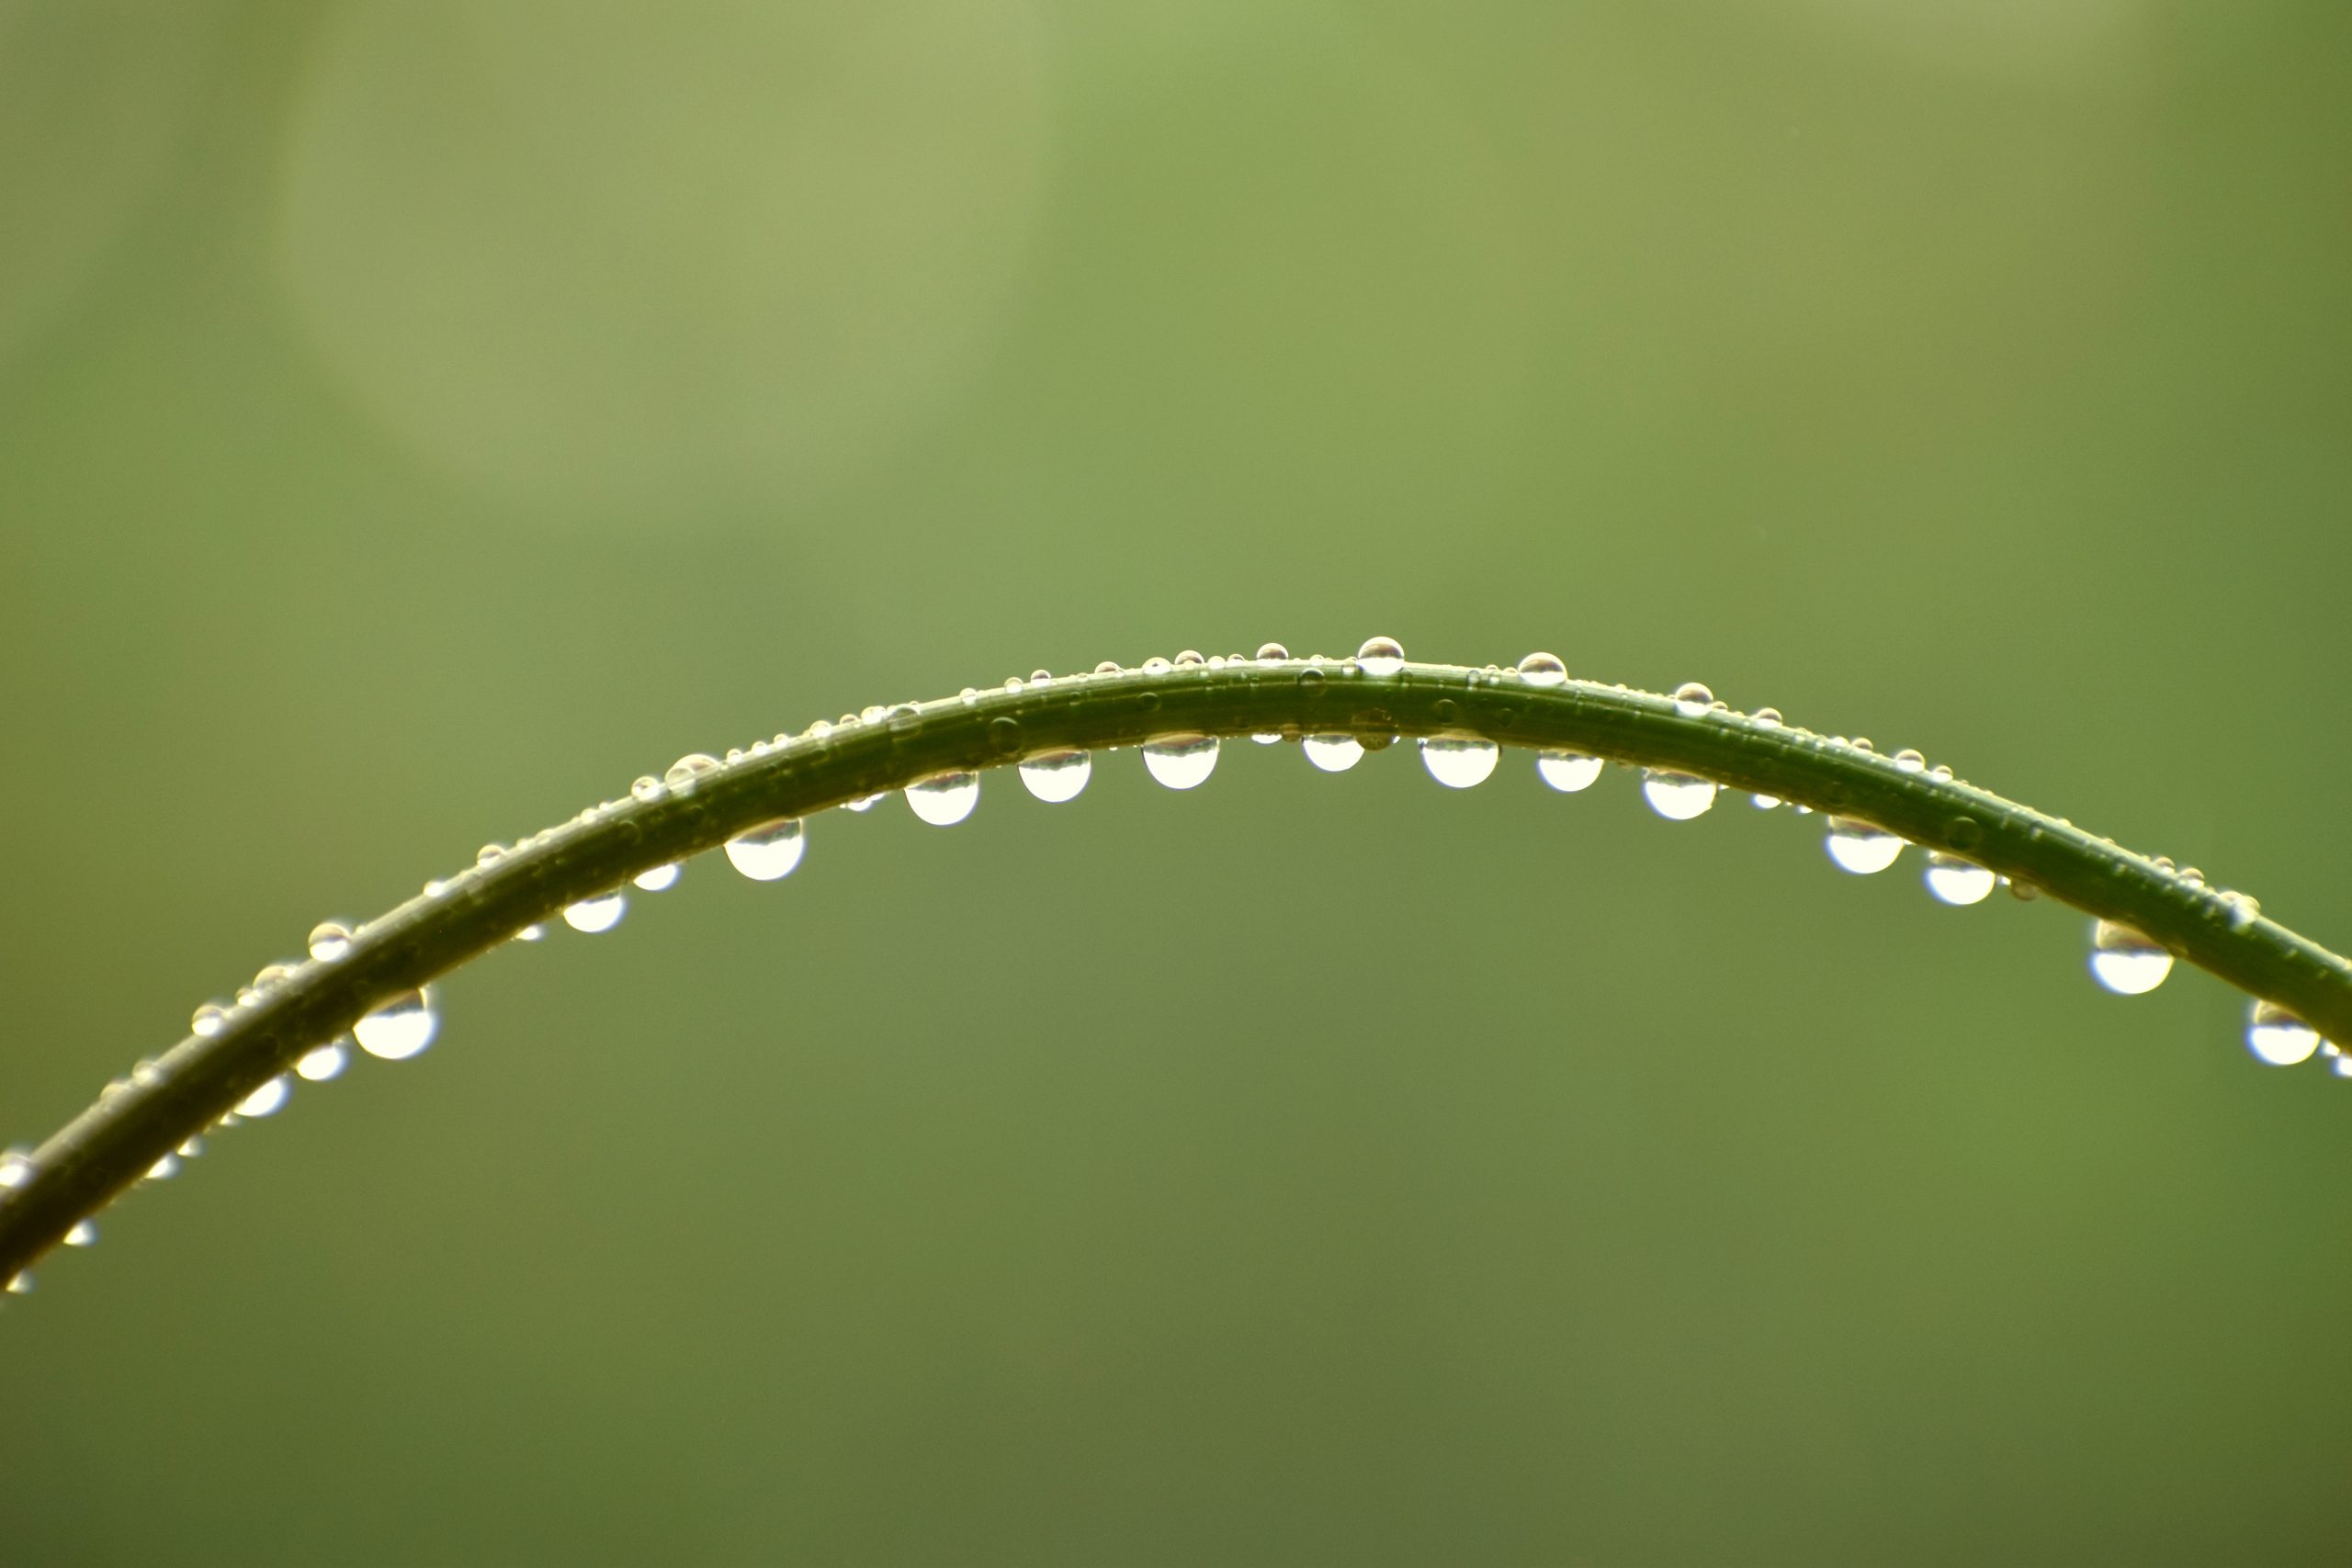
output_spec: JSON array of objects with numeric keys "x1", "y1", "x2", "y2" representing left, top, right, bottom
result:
[{"x1": 4, "y1": 1, "x2": 2349, "y2": 1562}]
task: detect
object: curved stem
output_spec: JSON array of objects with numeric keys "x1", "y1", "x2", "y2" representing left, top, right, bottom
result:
[{"x1": 5, "y1": 659, "x2": 2346, "y2": 1282}]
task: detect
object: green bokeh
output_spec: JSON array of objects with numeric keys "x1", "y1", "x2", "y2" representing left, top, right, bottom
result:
[{"x1": 4, "y1": 2, "x2": 2349, "y2": 1562}]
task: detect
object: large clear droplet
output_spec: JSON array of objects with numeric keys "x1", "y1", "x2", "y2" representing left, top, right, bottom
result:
[
  {"x1": 1535, "y1": 750, "x2": 1602, "y2": 793},
  {"x1": 1420, "y1": 738, "x2": 1498, "y2": 789},
  {"x1": 725, "y1": 818, "x2": 807, "y2": 881},
  {"x1": 1142, "y1": 735, "x2": 1220, "y2": 790},
  {"x1": 1355, "y1": 636, "x2": 1405, "y2": 676},
  {"x1": 1923, "y1": 852, "x2": 1996, "y2": 906},
  {"x1": 307, "y1": 921, "x2": 354, "y2": 962},
  {"x1": 1825, "y1": 817, "x2": 1905, "y2": 875},
  {"x1": 2246, "y1": 1001, "x2": 2322, "y2": 1066},
  {"x1": 1642, "y1": 771, "x2": 1717, "y2": 820},
  {"x1": 355, "y1": 988, "x2": 438, "y2": 1061},
  {"x1": 2088, "y1": 920, "x2": 2172, "y2": 996},
  {"x1": 562, "y1": 890, "x2": 627, "y2": 933},
  {"x1": 1303, "y1": 734, "x2": 1364, "y2": 773},
  {"x1": 1517, "y1": 651, "x2": 1566, "y2": 687},
  {"x1": 1019, "y1": 750, "x2": 1091, "y2": 803},
  {"x1": 633, "y1": 863, "x2": 681, "y2": 893},
  {"x1": 906, "y1": 773, "x2": 980, "y2": 826},
  {"x1": 1672, "y1": 682, "x2": 1713, "y2": 717},
  {"x1": 236, "y1": 1076, "x2": 291, "y2": 1119},
  {"x1": 296, "y1": 1041, "x2": 349, "y2": 1082}
]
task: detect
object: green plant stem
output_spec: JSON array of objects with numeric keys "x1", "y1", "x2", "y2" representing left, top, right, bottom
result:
[{"x1": 4, "y1": 660, "x2": 2346, "y2": 1283}]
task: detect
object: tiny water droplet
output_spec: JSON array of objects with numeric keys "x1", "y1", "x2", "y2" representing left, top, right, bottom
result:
[
  {"x1": 630, "y1": 775, "x2": 666, "y2": 803},
  {"x1": 514, "y1": 924, "x2": 546, "y2": 942},
  {"x1": 146, "y1": 1155, "x2": 178, "y2": 1180},
  {"x1": 1140, "y1": 657, "x2": 1172, "y2": 674},
  {"x1": 563, "y1": 890, "x2": 627, "y2": 933},
  {"x1": 1304, "y1": 734, "x2": 1364, "y2": 773},
  {"x1": 906, "y1": 773, "x2": 980, "y2": 826},
  {"x1": 844, "y1": 793, "x2": 882, "y2": 813},
  {"x1": 633, "y1": 863, "x2": 681, "y2": 893},
  {"x1": 860, "y1": 705, "x2": 887, "y2": 725},
  {"x1": 1923, "y1": 852, "x2": 1996, "y2": 906},
  {"x1": 1752, "y1": 707, "x2": 1783, "y2": 728},
  {"x1": 308, "y1": 921, "x2": 354, "y2": 962},
  {"x1": 1032, "y1": 668, "x2": 1057, "y2": 683},
  {"x1": 475, "y1": 842, "x2": 507, "y2": 867},
  {"x1": 2221, "y1": 891, "x2": 2261, "y2": 930},
  {"x1": 1536, "y1": 751, "x2": 1602, "y2": 793},
  {"x1": 1019, "y1": 750, "x2": 1092, "y2": 803},
  {"x1": 1825, "y1": 817, "x2": 1905, "y2": 875},
  {"x1": 2246, "y1": 1000, "x2": 2322, "y2": 1066},
  {"x1": 0, "y1": 1150, "x2": 31, "y2": 1190},
  {"x1": 1672, "y1": 682, "x2": 1713, "y2": 717},
  {"x1": 664, "y1": 754, "x2": 719, "y2": 792},
  {"x1": 6, "y1": 1273, "x2": 31, "y2": 1294},
  {"x1": 1174, "y1": 650, "x2": 1204, "y2": 667},
  {"x1": 191, "y1": 1002, "x2": 231, "y2": 1039},
  {"x1": 1355, "y1": 636, "x2": 1405, "y2": 676},
  {"x1": 1251, "y1": 732, "x2": 1283, "y2": 745},
  {"x1": 1093, "y1": 660, "x2": 1123, "y2": 676},
  {"x1": 1928, "y1": 763, "x2": 1954, "y2": 783},
  {"x1": 1142, "y1": 735, "x2": 1220, "y2": 790},
  {"x1": 1642, "y1": 772, "x2": 1717, "y2": 819},
  {"x1": 296, "y1": 1042, "x2": 349, "y2": 1082},
  {"x1": 1516, "y1": 651, "x2": 1566, "y2": 687},
  {"x1": 63, "y1": 1221, "x2": 95, "y2": 1248},
  {"x1": 1420, "y1": 738, "x2": 1498, "y2": 789},
  {"x1": 178, "y1": 1136, "x2": 203, "y2": 1158},
  {"x1": 356, "y1": 987, "x2": 438, "y2": 1061},
  {"x1": 1894, "y1": 749, "x2": 1927, "y2": 773},
  {"x1": 725, "y1": 818, "x2": 806, "y2": 881},
  {"x1": 1752, "y1": 794, "x2": 1781, "y2": 810},
  {"x1": 2089, "y1": 920, "x2": 2173, "y2": 995},
  {"x1": 1255, "y1": 642, "x2": 1289, "y2": 665},
  {"x1": 236, "y1": 1076, "x2": 291, "y2": 1119}
]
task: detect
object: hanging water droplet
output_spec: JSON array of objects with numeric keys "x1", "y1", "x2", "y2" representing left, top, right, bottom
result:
[
  {"x1": 1825, "y1": 817, "x2": 1905, "y2": 875},
  {"x1": 236, "y1": 1076, "x2": 290, "y2": 1119},
  {"x1": 1251, "y1": 732, "x2": 1283, "y2": 745},
  {"x1": 63, "y1": 1221, "x2": 95, "y2": 1248},
  {"x1": 0, "y1": 1150, "x2": 31, "y2": 1190},
  {"x1": 1516, "y1": 651, "x2": 1566, "y2": 687},
  {"x1": 1255, "y1": 642, "x2": 1288, "y2": 665},
  {"x1": 2089, "y1": 920, "x2": 2173, "y2": 996},
  {"x1": 725, "y1": 818, "x2": 806, "y2": 881},
  {"x1": 178, "y1": 1136, "x2": 204, "y2": 1158},
  {"x1": 844, "y1": 793, "x2": 882, "y2": 813},
  {"x1": 1893, "y1": 749, "x2": 1927, "y2": 773},
  {"x1": 1923, "y1": 852, "x2": 1996, "y2": 906},
  {"x1": 1355, "y1": 636, "x2": 1405, "y2": 676},
  {"x1": 191, "y1": 1002, "x2": 231, "y2": 1039},
  {"x1": 1752, "y1": 794, "x2": 1781, "y2": 810},
  {"x1": 307, "y1": 921, "x2": 354, "y2": 962},
  {"x1": 633, "y1": 863, "x2": 681, "y2": 893},
  {"x1": 2246, "y1": 1000, "x2": 2322, "y2": 1066},
  {"x1": 514, "y1": 923, "x2": 546, "y2": 943},
  {"x1": 1672, "y1": 682, "x2": 1713, "y2": 718},
  {"x1": 906, "y1": 773, "x2": 980, "y2": 826},
  {"x1": 296, "y1": 1041, "x2": 349, "y2": 1082},
  {"x1": 563, "y1": 890, "x2": 627, "y2": 933},
  {"x1": 1535, "y1": 750, "x2": 1602, "y2": 793},
  {"x1": 630, "y1": 775, "x2": 665, "y2": 803},
  {"x1": 1142, "y1": 735, "x2": 1220, "y2": 790},
  {"x1": 1018, "y1": 750, "x2": 1092, "y2": 803},
  {"x1": 146, "y1": 1155, "x2": 178, "y2": 1180},
  {"x1": 1642, "y1": 772, "x2": 1717, "y2": 819},
  {"x1": 356, "y1": 988, "x2": 438, "y2": 1061},
  {"x1": 6, "y1": 1273, "x2": 31, "y2": 1294},
  {"x1": 1420, "y1": 738, "x2": 1498, "y2": 789},
  {"x1": 1303, "y1": 734, "x2": 1364, "y2": 773}
]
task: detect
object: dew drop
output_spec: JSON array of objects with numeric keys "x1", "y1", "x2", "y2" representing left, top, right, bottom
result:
[
  {"x1": 307, "y1": 921, "x2": 354, "y2": 962},
  {"x1": 1019, "y1": 750, "x2": 1092, "y2": 803},
  {"x1": 630, "y1": 775, "x2": 666, "y2": 803},
  {"x1": 1251, "y1": 732, "x2": 1283, "y2": 746},
  {"x1": 1140, "y1": 657, "x2": 1172, "y2": 674},
  {"x1": 844, "y1": 793, "x2": 882, "y2": 813},
  {"x1": 1825, "y1": 817, "x2": 1905, "y2": 875},
  {"x1": 1752, "y1": 707, "x2": 1783, "y2": 728},
  {"x1": 1420, "y1": 738, "x2": 1498, "y2": 789},
  {"x1": 2088, "y1": 920, "x2": 2173, "y2": 996},
  {"x1": 514, "y1": 924, "x2": 546, "y2": 942},
  {"x1": 1642, "y1": 771, "x2": 1717, "y2": 820},
  {"x1": 146, "y1": 1155, "x2": 178, "y2": 1180},
  {"x1": 1142, "y1": 735, "x2": 1220, "y2": 790},
  {"x1": 1093, "y1": 660, "x2": 1123, "y2": 676},
  {"x1": 1672, "y1": 682, "x2": 1713, "y2": 718},
  {"x1": 1174, "y1": 650, "x2": 1204, "y2": 668},
  {"x1": 63, "y1": 1221, "x2": 96, "y2": 1248},
  {"x1": 0, "y1": 1150, "x2": 31, "y2": 1190},
  {"x1": 1255, "y1": 642, "x2": 1289, "y2": 665},
  {"x1": 191, "y1": 1002, "x2": 231, "y2": 1039},
  {"x1": 1304, "y1": 734, "x2": 1364, "y2": 773},
  {"x1": 2246, "y1": 1000, "x2": 2322, "y2": 1066},
  {"x1": 1031, "y1": 667, "x2": 1057, "y2": 684},
  {"x1": 562, "y1": 890, "x2": 628, "y2": 933},
  {"x1": 1355, "y1": 636, "x2": 1405, "y2": 676},
  {"x1": 1923, "y1": 852, "x2": 1996, "y2": 906},
  {"x1": 6, "y1": 1273, "x2": 30, "y2": 1294},
  {"x1": 475, "y1": 842, "x2": 507, "y2": 867},
  {"x1": 1535, "y1": 750, "x2": 1602, "y2": 793},
  {"x1": 236, "y1": 1076, "x2": 291, "y2": 1119},
  {"x1": 1752, "y1": 794, "x2": 1781, "y2": 810},
  {"x1": 1516, "y1": 651, "x2": 1566, "y2": 687},
  {"x1": 1894, "y1": 749, "x2": 1928, "y2": 773},
  {"x1": 296, "y1": 1042, "x2": 349, "y2": 1082},
  {"x1": 724, "y1": 818, "x2": 806, "y2": 881},
  {"x1": 356, "y1": 988, "x2": 438, "y2": 1061},
  {"x1": 906, "y1": 772, "x2": 980, "y2": 826},
  {"x1": 630, "y1": 863, "x2": 681, "y2": 894},
  {"x1": 2221, "y1": 891, "x2": 2261, "y2": 930}
]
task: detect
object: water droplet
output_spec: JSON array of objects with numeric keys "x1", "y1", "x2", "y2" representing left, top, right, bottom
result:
[
  {"x1": 1672, "y1": 682, "x2": 1713, "y2": 718},
  {"x1": 63, "y1": 1221, "x2": 96, "y2": 1248},
  {"x1": 1752, "y1": 707, "x2": 1783, "y2": 728},
  {"x1": 2221, "y1": 891, "x2": 2261, "y2": 930},
  {"x1": 1825, "y1": 817, "x2": 1905, "y2": 875},
  {"x1": 514, "y1": 924, "x2": 546, "y2": 942},
  {"x1": 1516, "y1": 651, "x2": 1566, "y2": 687},
  {"x1": 1642, "y1": 772, "x2": 1717, "y2": 819},
  {"x1": 1093, "y1": 660, "x2": 1123, "y2": 676},
  {"x1": 146, "y1": 1155, "x2": 178, "y2": 1180},
  {"x1": 563, "y1": 890, "x2": 627, "y2": 933},
  {"x1": 1029, "y1": 668, "x2": 1057, "y2": 684},
  {"x1": 296, "y1": 1042, "x2": 349, "y2": 1082},
  {"x1": 1893, "y1": 749, "x2": 1927, "y2": 773},
  {"x1": 1018, "y1": 750, "x2": 1091, "y2": 803},
  {"x1": 0, "y1": 1150, "x2": 31, "y2": 1190},
  {"x1": 6, "y1": 1273, "x2": 31, "y2": 1294},
  {"x1": 307, "y1": 921, "x2": 354, "y2": 962},
  {"x1": 475, "y1": 842, "x2": 507, "y2": 868},
  {"x1": 859, "y1": 705, "x2": 887, "y2": 725},
  {"x1": 725, "y1": 818, "x2": 806, "y2": 881},
  {"x1": 1142, "y1": 735, "x2": 1220, "y2": 790},
  {"x1": 633, "y1": 863, "x2": 681, "y2": 893},
  {"x1": 1923, "y1": 852, "x2": 1996, "y2": 906},
  {"x1": 1304, "y1": 734, "x2": 1364, "y2": 773},
  {"x1": 1255, "y1": 642, "x2": 1289, "y2": 665},
  {"x1": 844, "y1": 793, "x2": 882, "y2": 813},
  {"x1": 630, "y1": 775, "x2": 666, "y2": 803},
  {"x1": 356, "y1": 987, "x2": 438, "y2": 1061},
  {"x1": 663, "y1": 754, "x2": 719, "y2": 792},
  {"x1": 1420, "y1": 738, "x2": 1498, "y2": 789},
  {"x1": 2088, "y1": 920, "x2": 2172, "y2": 995},
  {"x1": 191, "y1": 1002, "x2": 231, "y2": 1039},
  {"x1": 1174, "y1": 650, "x2": 1204, "y2": 668},
  {"x1": 1251, "y1": 732, "x2": 1283, "y2": 745},
  {"x1": 1140, "y1": 656, "x2": 1172, "y2": 674},
  {"x1": 1355, "y1": 636, "x2": 1405, "y2": 676},
  {"x1": 2246, "y1": 1000, "x2": 2322, "y2": 1066},
  {"x1": 1535, "y1": 750, "x2": 1602, "y2": 793},
  {"x1": 1751, "y1": 794, "x2": 1781, "y2": 810},
  {"x1": 236, "y1": 1076, "x2": 291, "y2": 1119},
  {"x1": 906, "y1": 773, "x2": 980, "y2": 826}
]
